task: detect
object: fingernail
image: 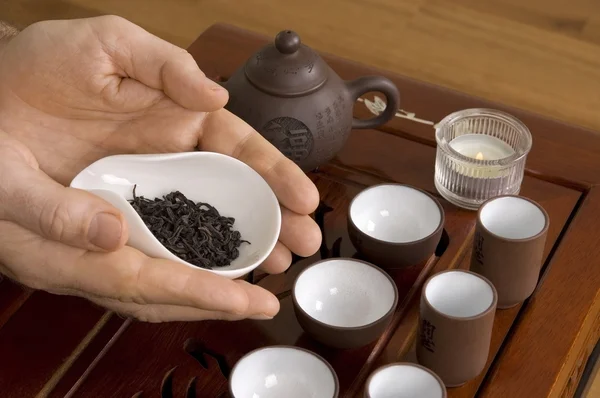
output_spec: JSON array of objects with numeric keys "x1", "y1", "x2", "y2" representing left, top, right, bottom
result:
[
  {"x1": 206, "y1": 78, "x2": 225, "y2": 92},
  {"x1": 89, "y1": 213, "x2": 123, "y2": 250},
  {"x1": 250, "y1": 314, "x2": 274, "y2": 320}
]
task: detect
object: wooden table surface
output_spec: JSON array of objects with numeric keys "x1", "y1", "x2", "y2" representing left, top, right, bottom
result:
[
  {"x1": 0, "y1": 22, "x2": 599, "y2": 398},
  {"x1": 0, "y1": 1, "x2": 599, "y2": 396},
  {"x1": 1, "y1": 0, "x2": 600, "y2": 135}
]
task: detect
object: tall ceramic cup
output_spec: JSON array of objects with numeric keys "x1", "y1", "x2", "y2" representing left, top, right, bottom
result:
[
  {"x1": 470, "y1": 195, "x2": 549, "y2": 309},
  {"x1": 417, "y1": 270, "x2": 497, "y2": 387}
]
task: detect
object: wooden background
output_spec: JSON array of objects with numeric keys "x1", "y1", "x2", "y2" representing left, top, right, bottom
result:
[
  {"x1": 0, "y1": 0, "x2": 599, "y2": 396},
  {"x1": 2, "y1": 0, "x2": 600, "y2": 133}
]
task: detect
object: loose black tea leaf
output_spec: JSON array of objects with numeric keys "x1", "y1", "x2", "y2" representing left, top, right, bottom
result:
[{"x1": 128, "y1": 185, "x2": 250, "y2": 269}]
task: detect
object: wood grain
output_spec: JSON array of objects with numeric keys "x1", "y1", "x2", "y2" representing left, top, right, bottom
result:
[
  {"x1": 188, "y1": 24, "x2": 600, "y2": 188},
  {"x1": 0, "y1": 291, "x2": 109, "y2": 397},
  {"x1": 1, "y1": 0, "x2": 600, "y2": 134},
  {"x1": 43, "y1": 171, "x2": 473, "y2": 397},
  {"x1": 478, "y1": 188, "x2": 600, "y2": 398},
  {"x1": 350, "y1": 171, "x2": 581, "y2": 398},
  {"x1": 31, "y1": 131, "x2": 580, "y2": 398},
  {"x1": 0, "y1": 7, "x2": 598, "y2": 397},
  {"x1": 0, "y1": 278, "x2": 30, "y2": 330}
]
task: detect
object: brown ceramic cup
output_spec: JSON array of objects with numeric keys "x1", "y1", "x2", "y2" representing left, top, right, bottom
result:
[
  {"x1": 292, "y1": 258, "x2": 399, "y2": 349},
  {"x1": 348, "y1": 184, "x2": 445, "y2": 269},
  {"x1": 416, "y1": 270, "x2": 497, "y2": 387},
  {"x1": 229, "y1": 345, "x2": 339, "y2": 397},
  {"x1": 470, "y1": 195, "x2": 549, "y2": 309},
  {"x1": 364, "y1": 362, "x2": 447, "y2": 398}
]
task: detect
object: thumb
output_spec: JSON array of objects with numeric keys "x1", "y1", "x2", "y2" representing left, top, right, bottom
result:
[
  {"x1": 0, "y1": 141, "x2": 128, "y2": 251},
  {"x1": 92, "y1": 15, "x2": 228, "y2": 112}
]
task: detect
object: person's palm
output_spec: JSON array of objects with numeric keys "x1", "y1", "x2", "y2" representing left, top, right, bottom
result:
[
  {"x1": 0, "y1": 16, "x2": 321, "y2": 322},
  {"x1": 2, "y1": 17, "x2": 216, "y2": 181}
]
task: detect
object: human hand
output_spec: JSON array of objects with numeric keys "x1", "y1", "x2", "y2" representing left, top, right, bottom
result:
[
  {"x1": 0, "y1": 131, "x2": 283, "y2": 321},
  {"x1": 0, "y1": 16, "x2": 321, "y2": 321}
]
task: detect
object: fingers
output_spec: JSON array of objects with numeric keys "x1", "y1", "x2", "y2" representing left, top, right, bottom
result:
[
  {"x1": 278, "y1": 207, "x2": 321, "y2": 257},
  {"x1": 75, "y1": 250, "x2": 280, "y2": 317},
  {"x1": 90, "y1": 298, "x2": 274, "y2": 323},
  {"x1": 200, "y1": 109, "x2": 320, "y2": 215},
  {"x1": 0, "y1": 137, "x2": 127, "y2": 251},
  {"x1": 91, "y1": 15, "x2": 228, "y2": 112},
  {"x1": 258, "y1": 208, "x2": 322, "y2": 274},
  {"x1": 259, "y1": 241, "x2": 292, "y2": 274},
  {"x1": 0, "y1": 221, "x2": 279, "y2": 318}
]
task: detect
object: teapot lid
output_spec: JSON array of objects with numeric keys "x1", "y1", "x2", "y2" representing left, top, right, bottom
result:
[{"x1": 244, "y1": 30, "x2": 328, "y2": 96}]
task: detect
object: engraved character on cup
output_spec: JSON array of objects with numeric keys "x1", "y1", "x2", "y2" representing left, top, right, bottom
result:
[
  {"x1": 473, "y1": 231, "x2": 485, "y2": 265},
  {"x1": 419, "y1": 319, "x2": 437, "y2": 353}
]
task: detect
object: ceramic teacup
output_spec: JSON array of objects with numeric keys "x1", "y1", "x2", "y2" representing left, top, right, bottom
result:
[
  {"x1": 416, "y1": 270, "x2": 497, "y2": 387},
  {"x1": 228, "y1": 345, "x2": 339, "y2": 398},
  {"x1": 471, "y1": 195, "x2": 549, "y2": 308},
  {"x1": 348, "y1": 184, "x2": 445, "y2": 269},
  {"x1": 364, "y1": 363, "x2": 447, "y2": 398},
  {"x1": 292, "y1": 258, "x2": 399, "y2": 349}
]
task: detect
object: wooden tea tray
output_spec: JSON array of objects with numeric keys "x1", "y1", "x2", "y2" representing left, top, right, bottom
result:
[{"x1": 1, "y1": 23, "x2": 600, "y2": 398}]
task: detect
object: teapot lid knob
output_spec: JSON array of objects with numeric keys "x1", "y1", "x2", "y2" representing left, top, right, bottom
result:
[
  {"x1": 243, "y1": 29, "x2": 329, "y2": 97},
  {"x1": 274, "y1": 30, "x2": 301, "y2": 54}
]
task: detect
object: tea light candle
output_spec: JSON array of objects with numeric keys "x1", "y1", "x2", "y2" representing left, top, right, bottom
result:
[
  {"x1": 448, "y1": 134, "x2": 516, "y2": 178},
  {"x1": 434, "y1": 109, "x2": 532, "y2": 210},
  {"x1": 449, "y1": 134, "x2": 515, "y2": 161}
]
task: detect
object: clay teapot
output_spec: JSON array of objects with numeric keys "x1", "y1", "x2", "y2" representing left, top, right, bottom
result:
[{"x1": 222, "y1": 30, "x2": 401, "y2": 172}]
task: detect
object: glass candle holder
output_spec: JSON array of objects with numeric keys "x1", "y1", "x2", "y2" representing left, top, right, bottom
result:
[{"x1": 434, "y1": 109, "x2": 532, "y2": 210}]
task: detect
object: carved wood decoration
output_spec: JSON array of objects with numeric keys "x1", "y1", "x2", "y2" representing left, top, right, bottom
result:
[{"x1": 0, "y1": 23, "x2": 599, "y2": 398}]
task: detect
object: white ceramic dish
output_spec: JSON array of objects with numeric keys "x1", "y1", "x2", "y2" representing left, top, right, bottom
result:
[
  {"x1": 349, "y1": 184, "x2": 442, "y2": 243},
  {"x1": 70, "y1": 152, "x2": 281, "y2": 279},
  {"x1": 365, "y1": 363, "x2": 447, "y2": 398},
  {"x1": 229, "y1": 346, "x2": 339, "y2": 398},
  {"x1": 293, "y1": 258, "x2": 398, "y2": 328}
]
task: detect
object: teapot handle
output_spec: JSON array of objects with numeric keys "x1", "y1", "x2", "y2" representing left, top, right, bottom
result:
[{"x1": 345, "y1": 76, "x2": 400, "y2": 129}]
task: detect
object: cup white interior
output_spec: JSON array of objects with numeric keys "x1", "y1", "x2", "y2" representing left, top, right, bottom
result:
[
  {"x1": 230, "y1": 346, "x2": 337, "y2": 398},
  {"x1": 294, "y1": 259, "x2": 397, "y2": 328},
  {"x1": 479, "y1": 196, "x2": 546, "y2": 240},
  {"x1": 425, "y1": 271, "x2": 494, "y2": 318},
  {"x1": 70, "y1": 152, "x2": 281, "y2": 279},
  {"x1": 367, "y1": 364, "x2": 445, "y2": 398},
  {"x1": 350, "y1": 184, "x2": 442, "y2": 243}
]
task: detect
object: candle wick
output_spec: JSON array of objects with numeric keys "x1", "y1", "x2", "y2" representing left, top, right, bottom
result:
[{"x1": 475, "y1": 152, "x2": 484, "y2": 160}]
